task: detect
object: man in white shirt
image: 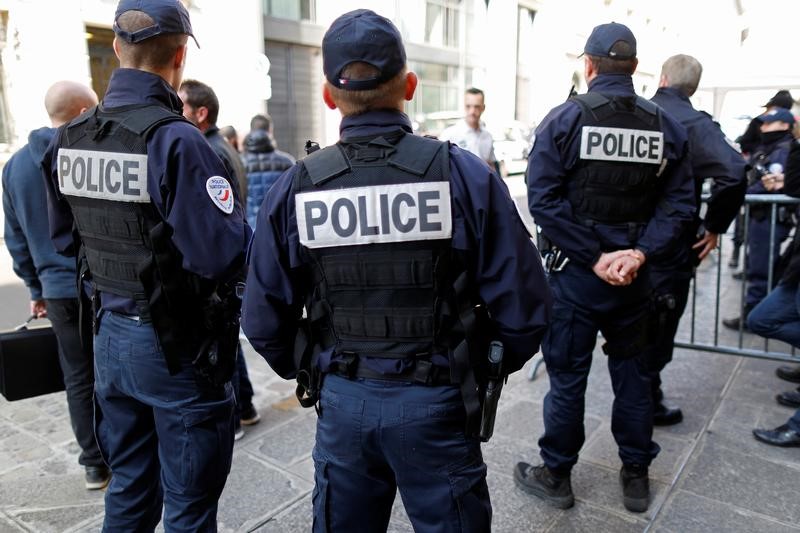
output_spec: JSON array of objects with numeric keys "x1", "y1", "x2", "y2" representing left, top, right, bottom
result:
[{"x1": 440, "y1": 87, "x2": 498, "y2": 169}]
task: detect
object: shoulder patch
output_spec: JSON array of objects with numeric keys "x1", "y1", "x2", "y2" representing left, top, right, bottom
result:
[{"x1": 206, "y1": 176, "x2": 234, "y2": 214}]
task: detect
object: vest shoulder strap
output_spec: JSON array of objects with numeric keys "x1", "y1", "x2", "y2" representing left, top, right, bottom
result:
[
  {"x1": 387, "y1": 133, "x2": 447, "y2": 176},
  {"x1": 302, "y1": 144, "x2": 350, "y2": 186},
  {"x1": 570, "y1": 92, "x2": 613, "y2": 121},
  {"x1": 119, "y1": 105, "x2": 189, "y2": 137},
  {"x1": 634, "y1": 96, "x2": 659, "y2": 117}
]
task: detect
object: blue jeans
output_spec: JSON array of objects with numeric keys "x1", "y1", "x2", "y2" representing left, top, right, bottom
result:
[
  {"x1": 93, "y1": 311, "x2": 235, "y2": 532},
  {"x1": 312, "y1": 375, "x2": 491, "y2": 532},
  {"x1": 747, "y1": 283, "x2": 800, "y2": 348}
]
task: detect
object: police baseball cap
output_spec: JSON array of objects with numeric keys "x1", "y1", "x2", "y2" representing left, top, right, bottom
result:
[
  {"x1": 763, "y1": 90, "x2": 794, "y2": 109},
  {"x1": 322, "y1": 9, "x2": 406, "y2": 91},
  {"x1": 760, "y1": 108, "x2": 796, "y2": 125},
  {"x1": 113, "y1": 0, "x2": 198, "y2": 47},
  {"x1": 582, "y1": 22, "x2": 637, "y2": 59}
]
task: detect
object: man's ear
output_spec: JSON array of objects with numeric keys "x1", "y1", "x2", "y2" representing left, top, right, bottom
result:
[
  {"x1": 112, "y1": 36, "x2": 122, "y2": 61},
  {"x1": 174, "y1": 44, "x2": 187, "y2": 70},
  {"x1": 322, "y1": 83, "x2": 337, "y2": 110},
  {"x1": 404, "y1": 72, "x2": 418, "y2": 101},
  {"x1": 196, "y1": 106, "x2": 209, "y2": 125}
]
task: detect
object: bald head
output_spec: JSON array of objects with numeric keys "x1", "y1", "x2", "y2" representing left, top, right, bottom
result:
[{"x1": 44, "y1": 81, "x2": 98, "y2": 127}]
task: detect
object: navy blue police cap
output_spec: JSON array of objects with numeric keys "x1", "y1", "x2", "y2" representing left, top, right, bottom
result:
[
  {"x1": 322, "y1": 9, "x2": 406, "y2": 91},
  {"x1": 761, "y1": 108, "x2": 796, "y2": 126},
  {"x1": 113, "y1": 0, "x2": 198, "y2": 47},
  {"x1": 583, "y1": 22, "x2": 637, "y2": 59}
]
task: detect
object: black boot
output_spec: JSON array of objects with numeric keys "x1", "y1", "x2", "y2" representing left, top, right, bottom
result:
[
  {"x1": 728, "y1": 244, "x2": 741, "y2": 268},
  {"x1": 722, "y1": 305, "x2": 753, "y2": 331},
  {"x1": 513, "y1": 462, "x2": 574, "y2": 509},
  {"x1": 653, "y1": 401, "x2": 683, "y2": 426},
  {"x1": 776, "y1": 365, "x2": 800, "y2": 384},
  {"x1": 620, "y1": 464, "x2": 650, "y2": 513}
]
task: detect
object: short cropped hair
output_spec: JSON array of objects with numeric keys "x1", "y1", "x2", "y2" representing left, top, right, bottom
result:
[
  {"x1": 115, "y1": 10, "x2": 188, "y2": 69},
  {"x1": 250, "y1": 114, "x2": 271, "y2": 131},
  {"x1": 587, "y1": 41, "x2": 637, "y2": 76},
  {"x1": 466, "y1": 87, "x2": 484, "y2": 99},
  {"x1": 661, "y1": 54, "x2": 703, "y2": 97},
  {"x1": 179, "y1": 79, "x2": 219, "y2": 125},
  {"x1": 326, "y1": 62, "x2": 407, "y2": 117}
]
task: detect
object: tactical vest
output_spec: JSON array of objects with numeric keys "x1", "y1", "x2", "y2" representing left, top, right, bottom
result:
[
  {"x1": 56, "y1": 104, "x2": 209, "y2": 373},
  {"x1": 294, "y1": 131, "x2": 485, "y2": 425},
  {"x1": 568, "y1": 93, "x2": 666, "y2": 224}
]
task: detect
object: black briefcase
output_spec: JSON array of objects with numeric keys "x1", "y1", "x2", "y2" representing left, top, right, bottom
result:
[{"x1": 0, "y1": 316, "x2": 64, "y2": 401}]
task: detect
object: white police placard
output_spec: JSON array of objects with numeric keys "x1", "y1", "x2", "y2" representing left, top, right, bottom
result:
[
  {"x1": 58, "y1": 148, "x2": 150, "y2": 202},
  {"x1": 296, "y1": 182, "x2": 452, "y2": 249},
  {"x1": 206, "y1": 176, "x2": 235, "y2": 214},
  {"x1": 579, "y1": 126, "x2": 663, "y2": 164}
]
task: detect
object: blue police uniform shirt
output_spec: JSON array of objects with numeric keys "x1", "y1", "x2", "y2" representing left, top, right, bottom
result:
[
  {"x1": 527, "y1": 74, "x2": 696, "y2": 267},
  {"x1": 747, "y1": 131, "x2": 794, "y2": 195},
  {"x1": 650, "y1": 86, "x2": 747, "y2": 266},
  {"x1": 242, "y1": 109, "x2": 552, "y2": 379},
  {"x1": 42, "y1": 69, "x2": 251, "y2": 312}
]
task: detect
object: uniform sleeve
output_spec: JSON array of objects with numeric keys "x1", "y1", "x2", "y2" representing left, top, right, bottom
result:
[
  {"x1": 527, "y1": 103, "x2": 604, "y2": 266},
  {"x1": 451, "y1": 148, "x2": 552, "y2": 367},
  {"x1": 635, "y1": 124, "x2": 696, "y2": 259},
  {"x1": 149, "y1": 123, "x2": 251, "y2": 281},
  {"x1": 241, "y1": 166, "x2": 305, "y2": 378},
  {"x1": 783, "y1": 140, "x2": 800, "y2": 198},
  {"x1": 2, "y1": 160, "x2": 42, "y2": 299},
  {"x1": 692, "y1": 119, "x2": 747, "y2": 233},
  {"x1": 41, "y1": 131, "x2": 78, "y2": 256}
]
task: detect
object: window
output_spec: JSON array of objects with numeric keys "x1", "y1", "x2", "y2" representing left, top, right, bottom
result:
[
  {"x1": 406, "y1": 61, "x2": 460, "y2": 128},
  {"x1": 264, "y1": 0, "x2": 315, "y2": 22},
  {"x1": 86, "y1": 27, "x2": 116, "y2": 101},
  {"x1": 425, "y1": 0, "x2": 461, "y2": 48}
]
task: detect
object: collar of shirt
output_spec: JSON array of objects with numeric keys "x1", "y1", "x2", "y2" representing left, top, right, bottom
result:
[
  {"x1": 655, "y1": 86, "x2": 692, "y2": 105},
  {"x1": 587, "y1": 73, "x2": 636, "y2": 96},
  {"x1": 102, "y1": 68, "x2": 184, "y2": 113},
  {"x1": 204, "y1": 124, "x2": 220, "y2": 138},
  {"x1": 339, "y1": 109, "x2": 413, "y2": 142}
]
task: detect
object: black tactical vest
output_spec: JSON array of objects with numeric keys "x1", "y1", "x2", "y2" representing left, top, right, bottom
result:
[
  {"x1": 56, "y1": 104, "x2": 210, "y2": 372},
  {"x1": 295, "y1": 130, "x2": 468, "y2": 363},
  {"x1": 568, "y1": 93, "x2": 666, "y2": 224}
]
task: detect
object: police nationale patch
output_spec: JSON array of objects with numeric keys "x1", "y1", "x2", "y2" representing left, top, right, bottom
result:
[{"x1": 206, "y1": 176, "x2": 234, "y2": 214}]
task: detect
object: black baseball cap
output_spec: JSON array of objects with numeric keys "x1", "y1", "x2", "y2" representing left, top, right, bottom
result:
[
  {"x1": 113, "y1": 0, "x2": 198, "y2": 47},
  {"x1": 763, "y1": 90, "x2": 794, "y2": 109},
  {"x1": 583, "y1": 22, "x2": 637, "y2": 59},
  {"x1": 322, "y1": 9, "x2": 406, "y2": 91}
]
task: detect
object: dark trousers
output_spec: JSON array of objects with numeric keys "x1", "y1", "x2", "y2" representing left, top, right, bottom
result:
[
  {"x1": 312, "y1": 375, "x2": 491, "y2": 533},
  {"x1": 746, "y1": 217, "x2": 791, "y2": 308},
  {"x1": 45, "y1": 298, "x2": 103, "y2": 467},
  {"x1": 231, "y1": 343, "x2": 254, "y2": 415},
  {"x1": 93, "y1": 311, "x2": 235, "y2": 532},
  {"x1": 539, "y1": 264, "x2": 659, "y2": 473},
  {"x1": 645, "y1": 268, "x2": 692, "y2": 403}
]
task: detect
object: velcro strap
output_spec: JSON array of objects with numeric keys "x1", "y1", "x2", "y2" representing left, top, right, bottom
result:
[
  {"x1": 303, "y1": 144, "x2": 350, "y2": 186},
  {"x1": 388, "y1": 134, "x2": 445, "y2": 176},
  {"x1": 333, "y1": 308, "x2": 434, "y2": 339},
  {"x1": 322, "y1": 252, "x2": 433, "y2": 289}
]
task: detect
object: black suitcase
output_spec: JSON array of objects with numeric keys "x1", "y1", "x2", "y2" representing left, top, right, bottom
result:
[{"x1": 0, "y1": 316, "x2": 64, "y2": 401}]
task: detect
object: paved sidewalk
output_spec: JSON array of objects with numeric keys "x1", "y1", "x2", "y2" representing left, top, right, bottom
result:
[{"x1": 1, "y1": 240, "x2": 800, "y2": 532}]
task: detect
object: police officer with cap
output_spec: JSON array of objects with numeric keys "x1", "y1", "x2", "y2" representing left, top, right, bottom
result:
[
  {"x1": 42, "y1": 1, "x2": 250, "y2": 530},
  {"x1": 647, "y1": 54, "x2": 747, "y2": 425},
  {"x1": 242, "y1": 9, "x2": 551, "y2": 532},
  {"x1": 517, "y1": 22, "x2": 694, "y2": 513}
]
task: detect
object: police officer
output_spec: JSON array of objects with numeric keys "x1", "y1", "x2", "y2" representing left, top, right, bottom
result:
[
  {"x1": 517, "y1": 23, "x2": 695, "y2": 513},
  {"x1": 647, "y1": 54, "x2": 747, "y2": 425},
  {"x1": 42, "y1": 1, "x2": 250, "y2": 530},
  {"x1": 241, "y1": 9, "x2": 551, "y2": 532},
  {"x1": 723, "y1": 108, "x2": 796, "y2": 330}
]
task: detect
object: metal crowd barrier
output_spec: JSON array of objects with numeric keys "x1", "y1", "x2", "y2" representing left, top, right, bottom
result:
[
  {"x1": 676, "y1": 193, "x2": 800, "y2": 362},
  {"x1": 528, "y1": 193, "x2": 800, "y2": 381}
]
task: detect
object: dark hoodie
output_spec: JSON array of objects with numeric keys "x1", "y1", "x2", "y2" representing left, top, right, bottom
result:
[
  {"x1": 2, "y1": 127, "x2": 76, "y2": 299},
  {"x1": 242, "y1": 129, "x2": 295, "y2": 228}
]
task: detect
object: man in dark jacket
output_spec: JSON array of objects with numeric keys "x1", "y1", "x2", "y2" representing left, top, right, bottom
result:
[
  {"x1": 242, "y1": 114, "x2": 294, "y2": 228},
  {"x1": 749, "y1": 138, "x2": 800, "y2": 447},
  {"x1": 2, "y1": 80, "x2": 108, "y2": 489},
  {"x1": 647, "y1": 54, "x2": 747, "y2": 425},
  {"x1": 179, "y1": 79, "x2": 260, "y2": 439}
]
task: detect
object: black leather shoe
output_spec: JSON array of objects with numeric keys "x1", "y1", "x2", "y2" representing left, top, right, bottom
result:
[
  {"x1": 653, "y1": 402, "x2": 683, "y2": 426},
  {"x1": 722, "y1": 306, "x2": 753, "y2": 331},
  {"x1": 732, "y1": 271, "x2": 744, "y2": 280},
  {"x1": 776, "y1": 389, "x2": 800, "y2": 408},
  {"x1": 776, "y1": 365, "x2": 800, "y2": 384},
  {"x1": 85, "y1": 465, "x2": 111, "y2": 490},
  {"x1": 753, "y1": 424, "x2": 800, "y2": 447},
  {"x1": 513, "y1": 462, "x2": 574, "y2": 509},
  {"x1": 620, "y1": 465, "x2": 650, "y2": 513}
]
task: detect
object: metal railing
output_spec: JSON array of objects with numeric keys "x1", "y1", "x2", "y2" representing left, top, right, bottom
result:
[{"x1": 676, "y1": 193, "x2": 800, "y2": 362}]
